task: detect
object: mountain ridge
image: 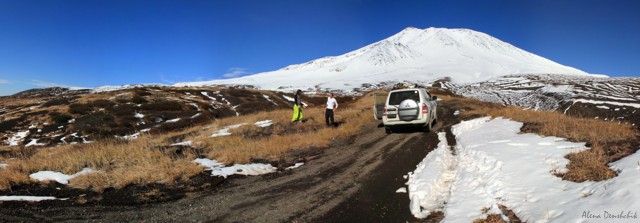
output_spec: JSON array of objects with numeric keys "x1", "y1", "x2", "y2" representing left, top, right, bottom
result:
[{"x1": 174, "y1": 27, "x2": 595, "y2": 92}]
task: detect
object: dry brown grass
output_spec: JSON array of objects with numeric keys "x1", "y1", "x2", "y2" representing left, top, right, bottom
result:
[
  {"x1": 0, "y1": 92, "x2": 376, "y2": 191},
  {"x1": 561, "y1": 145, "x2": 617, "y2": 182},
  {"x1": 425, "y1": 211, "x2": 445, "y2": 222},
  {"x1": 466, "y1": 106, "x2": 635, "y2": 144},
  {"x1": 190, "y1": 92, "x2": 375, "y2": 164},
  {"x1": 472, "y1": 204, "x2": 522, "y2": 223},
  {"x1": 473, "y1": 214, "x2": 506, "y2": 223},
  {"x1": 0, "y1": 135, "x2": 203, "y2": 191},
  {"x1": 0, "y1": 97, "x2": 42, "y2": 108},
  {"x1": 458, "y1": 97, "x2": 638, "y2": 182},
  {"x1": 0, "y1": 168, "x2": 31, "y2": 189}
]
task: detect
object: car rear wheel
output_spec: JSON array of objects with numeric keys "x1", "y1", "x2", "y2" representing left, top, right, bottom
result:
[
  {"x1": 385, "y1": 127, "x2": 392, "y2": 134},
  {"x1": 422, "y1": 120, "x2": 432, "y2": 133}
]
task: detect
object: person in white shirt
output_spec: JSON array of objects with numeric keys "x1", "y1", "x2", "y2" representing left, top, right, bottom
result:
[{"x1": 325, "y1": 92, "x2": 338, "y2": 127}]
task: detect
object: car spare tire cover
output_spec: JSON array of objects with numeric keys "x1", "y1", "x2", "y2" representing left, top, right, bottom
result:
[{"x1": 398, "y1": 99, "x2": 419, "y2": 121}]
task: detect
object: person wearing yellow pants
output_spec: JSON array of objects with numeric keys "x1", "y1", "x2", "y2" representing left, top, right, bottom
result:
[{"x1": 291, "y1": 89, "x2": 305, "y2": 122}]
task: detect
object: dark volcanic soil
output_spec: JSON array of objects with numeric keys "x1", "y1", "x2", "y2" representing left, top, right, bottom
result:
[{"x1": 0, "y1": 100, "x2": 465, "y2": 222}]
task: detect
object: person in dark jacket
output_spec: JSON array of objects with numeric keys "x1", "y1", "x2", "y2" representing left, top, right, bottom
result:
[{"x1": 291, "y1": 90, "x2": 305, "y2": 122}]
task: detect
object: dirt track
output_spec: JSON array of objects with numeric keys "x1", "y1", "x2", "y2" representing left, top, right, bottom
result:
[{"x1": 0, "y1": 100, "x2": 463, "y2": 222}]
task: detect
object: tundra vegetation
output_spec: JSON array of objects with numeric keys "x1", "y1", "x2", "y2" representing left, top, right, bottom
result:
[
  {"x1": 0, "y1": 90, "x2": 373, "y2": 191},
  {"x1": 0, "y1": 89, "x2": 637, "y2": 199}
]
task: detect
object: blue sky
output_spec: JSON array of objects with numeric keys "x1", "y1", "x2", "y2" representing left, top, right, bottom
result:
[{"x1": 1, "y1": 0, "x2": 639, "y2": 96}]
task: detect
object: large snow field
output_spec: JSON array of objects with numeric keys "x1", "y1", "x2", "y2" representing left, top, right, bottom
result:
[{"x1": 408, "y1": 117, "x2": 640, "y2": 222}]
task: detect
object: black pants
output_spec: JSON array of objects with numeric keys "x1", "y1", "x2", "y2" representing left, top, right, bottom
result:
[{"x1": 325, "y1": 109, "x2": 334, "y2": 126}]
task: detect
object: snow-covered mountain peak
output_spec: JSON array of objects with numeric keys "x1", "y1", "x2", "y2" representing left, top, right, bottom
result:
[
  {"x1": 387, "y1": 26, "x2": 426, "y2": 43},
  {"x1": 174, "y1": 27, "x2": 594, "y2": 92}
]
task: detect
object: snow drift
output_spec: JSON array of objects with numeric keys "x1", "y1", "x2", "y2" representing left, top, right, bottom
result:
[{"x1": 408, "y1": 117, "x2": 640, "y2": 222}]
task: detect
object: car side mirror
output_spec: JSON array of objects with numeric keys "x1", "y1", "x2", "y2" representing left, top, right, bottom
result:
[{"x1": 432, "y1": 96, "x2": 438, "y2": 100}]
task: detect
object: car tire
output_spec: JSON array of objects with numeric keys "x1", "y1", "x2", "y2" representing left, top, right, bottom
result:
[
  {"x1": 422, "y1": 120, "x2": 432, "y2": 133},
  {"x1": 385, "y1": 127, "x2": 392, "y2": 134}
]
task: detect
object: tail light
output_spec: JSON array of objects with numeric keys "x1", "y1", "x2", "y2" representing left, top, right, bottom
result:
[
  {"x1": 422, "y1": 104, "x2": 428, "y2": 114},
  {"x1": 383, "y1": 107, "x2": 387, "y2": 116}
]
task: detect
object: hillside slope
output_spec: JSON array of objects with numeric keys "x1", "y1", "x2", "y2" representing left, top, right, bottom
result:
[
  {"x1": 175, "y1": 27, "x2": 591, "y2": 92},
  {"x1": 0, "y1": 87, "x2": 297, "y2": 147},
  {"x1": 442, "y1": 74, "x2": 640, "y2": 126}
]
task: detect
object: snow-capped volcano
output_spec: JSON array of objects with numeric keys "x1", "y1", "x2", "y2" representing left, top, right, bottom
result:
[{"x1": 175, "y1": 27, "x2": 591, "y2": 91}]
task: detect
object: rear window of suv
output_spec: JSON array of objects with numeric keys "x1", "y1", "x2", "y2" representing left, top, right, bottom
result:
[{"x1": 388, "y1": 90, "x2": 420, "y2": 105}]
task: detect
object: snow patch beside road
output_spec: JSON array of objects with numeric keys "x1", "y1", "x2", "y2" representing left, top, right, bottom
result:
[
  {"x1": 0, "y1": 196, "x2": 65, "y2": 202},
  {"x1": 194, "y1": 158, "x2": 277, "y2": 178},
  {"x1": 408, "y1": 117, "x2": 640, "y2": 222},
  {"x1": 285, "y1": 162, "x2": 304, "y2": 170},
  {"x1": 170, "y1": 141, "x2": 192, "y2": 146},
  {"x1": 254, "y1": 120, "x2": 273, "y2": 127},
  {"x1": 407, "y1": 132, "x2": 456, "y2": 218},
  {"x1": 211, "y1": 123, "x2": 247, "y2": 137},
  {"x1": 30, "y1": 168, "x2": 95, "y2": 185},
  {"x1": 211, "y1": 120, "x2": 273, "y2": 137}
]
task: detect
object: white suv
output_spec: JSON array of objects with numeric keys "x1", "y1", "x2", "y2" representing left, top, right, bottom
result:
[{"x1": 374, "y1": 88, "x2": 438, "y2": 133}]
